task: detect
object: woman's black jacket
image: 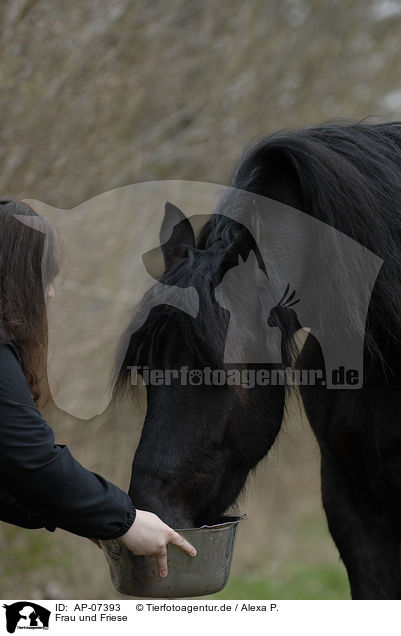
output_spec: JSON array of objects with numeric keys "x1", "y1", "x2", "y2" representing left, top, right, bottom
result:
[{"x1": 0, "y1": 341, "x2": 136, "y2": 539}]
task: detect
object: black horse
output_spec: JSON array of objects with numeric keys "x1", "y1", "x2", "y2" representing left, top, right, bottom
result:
[{"x1": 114, "y1": 121, "x2": 401, "y2": 599}]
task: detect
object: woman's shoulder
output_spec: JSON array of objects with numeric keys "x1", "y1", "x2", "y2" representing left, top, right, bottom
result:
[
  {"x1": 0, "y1": 339, "x2": 33, "y2": 403},
  {"x1": 0, "y1": 339, "x2": 23, "y2": 365}
]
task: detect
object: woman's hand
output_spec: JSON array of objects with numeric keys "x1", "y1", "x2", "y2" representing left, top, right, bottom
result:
[{"x1": 118, "y1": 509, "x2": 197, "y2": 578}]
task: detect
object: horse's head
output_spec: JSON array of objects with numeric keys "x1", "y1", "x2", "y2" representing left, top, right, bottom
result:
[{"x1": 113, "y1": 201, "x2": 286, "y2": 528}]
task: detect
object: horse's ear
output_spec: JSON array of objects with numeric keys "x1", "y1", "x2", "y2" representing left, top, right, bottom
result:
[{"x1": 160, "y1": 202, "x2": 195, "y2": 271}]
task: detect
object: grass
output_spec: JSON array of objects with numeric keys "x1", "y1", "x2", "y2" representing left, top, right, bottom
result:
[
  {"x1": 0, "y1": 525, "x2": 73, "y2": 598},
  {"x1": 209, "y1": 563, "x2": 350, "y2": 600},
  {"x1": 0, "y1": 525, "x2": 350, "y2": 599}
]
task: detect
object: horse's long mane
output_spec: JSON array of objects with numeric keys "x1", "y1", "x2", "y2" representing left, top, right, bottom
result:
[
  {"x1": 115, "y1": 121, "x2": 401, "y2": 393},
  {"x1": 229, "y1": 120, "x2": 401, "y2": 370}
]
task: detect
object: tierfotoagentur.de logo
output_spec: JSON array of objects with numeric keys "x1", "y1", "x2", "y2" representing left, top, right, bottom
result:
[{"x1": 2, "y1": 603, "x2": 50, "y2": 633}]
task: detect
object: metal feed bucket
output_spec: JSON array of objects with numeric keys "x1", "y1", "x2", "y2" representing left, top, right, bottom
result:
[{"x1": 100, "y1": 514, "x2": 247, "y2": 598}]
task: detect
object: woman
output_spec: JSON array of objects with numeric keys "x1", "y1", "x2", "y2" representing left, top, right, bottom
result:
[{"x1": 0, "y1": 198, "x2": 196, "y2": 579}]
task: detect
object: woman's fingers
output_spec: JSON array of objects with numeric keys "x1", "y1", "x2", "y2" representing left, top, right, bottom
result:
[
  {"x1": 156, "y1": 532, "x2": 197, "y2": 578},
  {"x1": 157, "y1": 547, "x2": 168, "y2": 577},
  {"x1": 118, "y1": 509, "x2": 197, "y2": 577},
  {"x1": 168, "y1": 530, "x2": 197, "y2": 556}
]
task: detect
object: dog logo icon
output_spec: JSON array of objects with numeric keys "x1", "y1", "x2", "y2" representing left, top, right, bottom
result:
[{"x1": 2, "y1": 602, "x2": 50, "y2": 633}]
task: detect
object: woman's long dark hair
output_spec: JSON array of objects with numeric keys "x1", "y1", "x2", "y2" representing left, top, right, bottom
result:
[{"x1": 0, "y1": 199, "x2": 63, "y2": 404}]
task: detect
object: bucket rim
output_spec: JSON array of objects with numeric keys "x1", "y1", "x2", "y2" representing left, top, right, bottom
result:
[{"x1": 174, "y1": 513, "x2": 247, "y2": 532}]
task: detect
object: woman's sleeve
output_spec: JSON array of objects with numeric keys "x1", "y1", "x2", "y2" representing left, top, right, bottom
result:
[
  {"x1": 0, "y1": 344, "x2": 137, "y2": 540},
  {"x1": 0, "y1": 484, "x2": 58, "y2": 531}
]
